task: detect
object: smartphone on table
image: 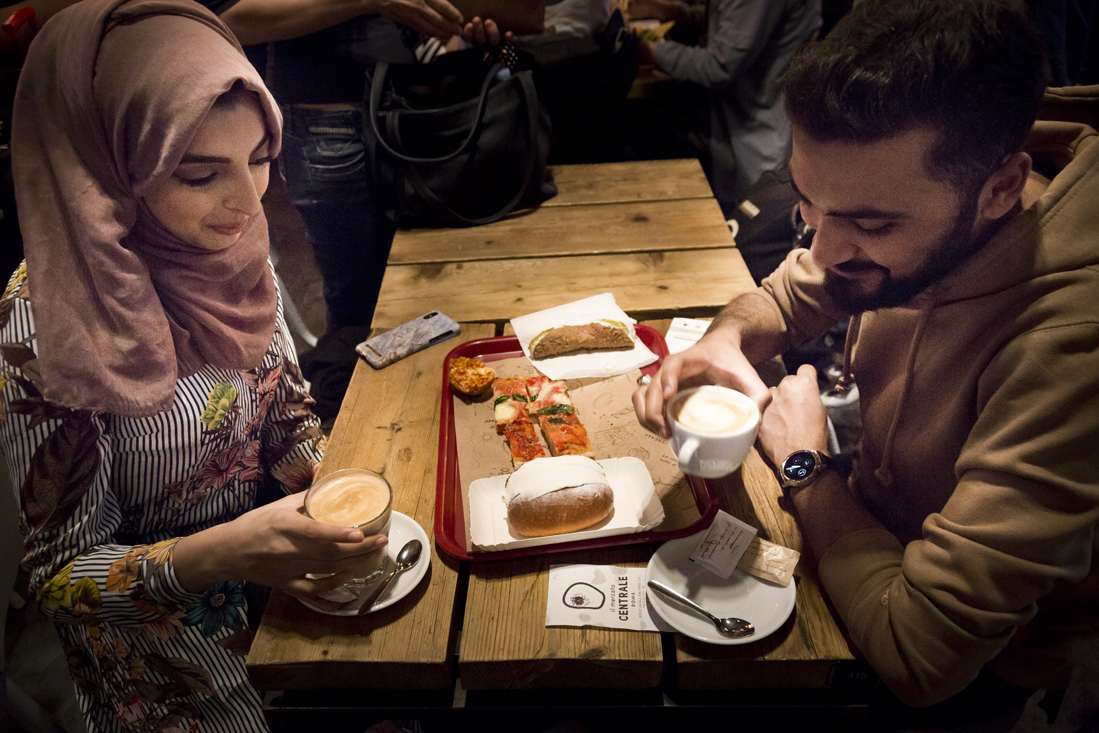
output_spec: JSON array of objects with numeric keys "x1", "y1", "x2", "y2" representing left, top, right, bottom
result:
[{"x1": 356, "y1": 311, "x2": 460, "y2": 369}]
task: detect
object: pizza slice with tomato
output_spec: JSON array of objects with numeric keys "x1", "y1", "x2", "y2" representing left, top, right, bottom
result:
[
  {"x1": 524, "y1": 379, "x2": 594, "y2": 458},
  {"x1": 492, "y1": 377, "x2": 546, "y2": 467}
]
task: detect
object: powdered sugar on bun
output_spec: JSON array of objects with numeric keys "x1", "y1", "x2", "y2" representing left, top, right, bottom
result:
[
  {"x1": 505, "y1": 455, "x2": 607, "y2": 504},
  {"x1": 504, "y1": 456, "x2": 614, "y2": 537}
]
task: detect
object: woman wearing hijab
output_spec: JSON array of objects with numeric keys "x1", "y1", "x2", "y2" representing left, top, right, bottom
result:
[{"x1": 0, "y1": 0, "x2": 387, "y2": 729}]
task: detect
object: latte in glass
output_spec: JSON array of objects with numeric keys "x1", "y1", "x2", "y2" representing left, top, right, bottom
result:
[{"x1": 305, "y1": 468, "x2": 393, "y2": 584}]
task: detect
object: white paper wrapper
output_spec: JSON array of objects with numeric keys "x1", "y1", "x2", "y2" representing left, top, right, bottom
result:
[
  {"x1": 469, "y1": 457, "x2": 665, "y2": 551},
  {"x1": 664, "y1": 317, "x2": 710, "y2": 354},
  {"x1": 510, "y1": 293, "x2": 658, "y2": 380}
]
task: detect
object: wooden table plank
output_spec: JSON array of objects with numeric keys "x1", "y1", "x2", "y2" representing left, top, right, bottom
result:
[
  {"x1": 671, "y1": 451, "x2": 859, "y2": 689},
  {"x1": 372, "y1": 248, "x2": 756, "y2": 329},
  {"x1": 459, "y1": 318, "x2": 855, "y2": 690},
  {"x1": 459, "y1": 545, "x2": 663, "y2": 690},
  {"x1": 543, "y1": 159, "x2": 713, "y2": 207},
  {"x1": 247, "y1": 324, "x2": 496, "y2": 691},
  {"x1": 388, "y1": 198, "x2": 731, "y2": 265},
  {"x1": 461, "y1": 319, "x2": 670, "y2": 689}
]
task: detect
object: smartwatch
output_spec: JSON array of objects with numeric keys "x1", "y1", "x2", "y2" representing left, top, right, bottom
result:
[{"x1": 779, "y1": 449, "x2": 838, "y2": 491}]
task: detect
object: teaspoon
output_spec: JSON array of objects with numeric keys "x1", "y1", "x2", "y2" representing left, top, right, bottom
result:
[
  {"x1": 357, "y1": 539, "x2": 423, "y2": 615},
  {"x1": 647, "y1": 580, "x2": 755, "y2": 638}
]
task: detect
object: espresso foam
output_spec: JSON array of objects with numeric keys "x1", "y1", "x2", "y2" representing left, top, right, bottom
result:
[
  {"x1": 308, "y1": 473, "x2": 390, "y2": 527},
  {"x1": 674, "y1": 392, "x2": 750, "y2": 434}
]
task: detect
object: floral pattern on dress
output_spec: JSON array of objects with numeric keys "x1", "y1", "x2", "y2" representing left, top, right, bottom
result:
[
  {"x1": 200, "y1": 383, "x2": 237, "y2": 431},
  {"x1": 183, "y1": 582, "x2": 247, "y2": 638},
  {"x1": 0, "y1": 267, "x2": 323, "y2": 732}
]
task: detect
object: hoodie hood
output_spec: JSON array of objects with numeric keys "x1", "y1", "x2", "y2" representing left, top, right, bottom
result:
[
  {"x1": 836, "y1": 121, "x2": 1099, "y2": 487},
  {"x1": 919, "y1": 122, "x2": 1099, "y2": 306}
]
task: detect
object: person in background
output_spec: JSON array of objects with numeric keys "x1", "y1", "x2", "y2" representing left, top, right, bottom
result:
[
  {"x1": 1, "y1": 0, "x2": 504, "y2": 426},
  {"x1": 0, "y1": 0, "x2": 389, "y2": 728},
  {"x1": 217, "y1": 2, "x2": 508, "y2": 426},
  {"x1": 625, "y1": 0, "x2": 821, "y2": 214},
  {"x1": 634, "y1": 0, "x2": 1098, "y2": 729}
]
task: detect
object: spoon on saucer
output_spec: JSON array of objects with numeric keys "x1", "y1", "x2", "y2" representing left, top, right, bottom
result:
[
  {"x1": 357, "y1": 539, "x2": 423, "y2": 615},
  {"x1": 647, "y1": 580, "x2": 755, "y2": 638}
]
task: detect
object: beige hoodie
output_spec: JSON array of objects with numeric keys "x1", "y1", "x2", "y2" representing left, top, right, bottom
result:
[{"x1": 760, "y1": 120, "x2": 1099, "y2": 706}]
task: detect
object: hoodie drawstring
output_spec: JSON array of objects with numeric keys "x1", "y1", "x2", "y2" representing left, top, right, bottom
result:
[
  {"x1": 832, "y1": 313, "x2": 862, "y2": 396},
  {"x1": 874, "y1": 308, "x2": 932, "y2": 487}
]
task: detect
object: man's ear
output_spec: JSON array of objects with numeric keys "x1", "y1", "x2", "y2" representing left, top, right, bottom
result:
[{"x1": 977, "y1": 152, "x2": 1032, "y2": 221}]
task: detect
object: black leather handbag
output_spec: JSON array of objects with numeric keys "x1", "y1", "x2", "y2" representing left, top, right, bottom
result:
[{"x1": 363, "y1": 52, "x2": 557, "y2": 227}]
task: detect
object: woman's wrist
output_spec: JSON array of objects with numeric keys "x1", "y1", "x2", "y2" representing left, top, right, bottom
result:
[{"x1": 172, "y1": 524, "x2": 235, "y2": 594}]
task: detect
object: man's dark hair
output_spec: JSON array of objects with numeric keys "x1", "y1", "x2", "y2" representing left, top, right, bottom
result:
[{"x1": 784, "y1": 0, "x2": 1047, "y2": 194}]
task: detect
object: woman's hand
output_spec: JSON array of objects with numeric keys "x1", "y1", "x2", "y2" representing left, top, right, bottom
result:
[
  {"x1": 633, "y1": 332, "x2": 770, "y2": 439},
  {"x1": 173, "y1": 492, "x2": 388, "y2": 608},
  {"x1": 757, "y1": 364, "x2": 830, "y2": 465},
  {"x1": 461, "y1": 16, "x2": 512, "y2": 47}
]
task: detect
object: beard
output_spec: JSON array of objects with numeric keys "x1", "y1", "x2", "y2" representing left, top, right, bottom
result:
[{"x1": 822, "y1": 191, "x2": 983, "y2": 312}]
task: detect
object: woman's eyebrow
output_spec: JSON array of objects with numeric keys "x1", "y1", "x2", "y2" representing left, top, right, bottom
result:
[
  {"x1": 251, "y1": 132, "x2": 271, "y2": 155},
  {"x1": 178, "y1": 133, "x2": 272, "y2": 165},
  {"x1": 178, "y1": 153, "x2": 229, "y2": 164}
]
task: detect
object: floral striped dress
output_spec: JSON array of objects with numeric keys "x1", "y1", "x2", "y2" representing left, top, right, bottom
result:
[{"x1": 0, "y1": 263, "x2": 325, "y2": 732}]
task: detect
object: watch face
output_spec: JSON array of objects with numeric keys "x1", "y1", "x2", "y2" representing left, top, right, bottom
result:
[{"x1": 783, "y1": 450, "x2": 817, "y2": 483}]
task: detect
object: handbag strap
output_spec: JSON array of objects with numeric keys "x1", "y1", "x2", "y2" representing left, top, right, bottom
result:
[
  {"x1": 368, "y1": 60, "x2": 500, "y2": 165},
  {"x1": 398, "y1": 69, "x2": 541, "y2": 226}
]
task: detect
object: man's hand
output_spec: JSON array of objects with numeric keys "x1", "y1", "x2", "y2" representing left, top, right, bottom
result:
[
  {"x1": 633, "y1": 332, "x2": 770, "y2": 439},
  {"x1": 375, "y1": 0, "x2": 464, "y2": 40},
  {"x1": 173, "y1": 492, "x2": 389, "y2": 608},
  {"x1": 758, "y1": 364, "x2": 830, "y2": 465}
]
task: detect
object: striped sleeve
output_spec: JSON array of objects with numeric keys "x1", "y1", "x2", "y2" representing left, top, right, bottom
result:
[{"x1": 0, "y1": 294, "x2": 201, "y2": 625}]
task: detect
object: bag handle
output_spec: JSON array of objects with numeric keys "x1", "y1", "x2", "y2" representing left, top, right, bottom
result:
[
  {"x1": 368, "y1": 60, "x2": 500, "y2": 165},
  {"x1": 396, "y1": 69, "x2": 541, "y2": 226}
]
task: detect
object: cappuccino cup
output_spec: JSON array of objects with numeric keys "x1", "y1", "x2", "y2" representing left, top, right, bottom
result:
[
  {"x1": 304, "y1": 468, "x2": 393, "y2": 588},
  {"x1": 666, "y1": 386, "x2": 760, "y2": 478}
]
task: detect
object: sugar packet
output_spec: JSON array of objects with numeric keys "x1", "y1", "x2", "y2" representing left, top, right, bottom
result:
[{"x1": 689, "y1": 510, "x2": 801, "y2": 587}]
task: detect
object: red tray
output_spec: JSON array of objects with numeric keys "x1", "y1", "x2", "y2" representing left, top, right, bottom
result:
[{"x1": 434, "y1": 324, "x2": 720, "y2": 561}]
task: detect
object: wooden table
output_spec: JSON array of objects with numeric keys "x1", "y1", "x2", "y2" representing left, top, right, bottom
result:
[
  {"x1": 248, "y1": 160, "x2": 868, "y2": 726},
  {"x1": 370, "y1": 159, "x2": 755, "y2": 330}
]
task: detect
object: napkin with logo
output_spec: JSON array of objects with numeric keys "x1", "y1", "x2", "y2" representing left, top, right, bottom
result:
[{"x1": 546, "y1": 564, "x2": 675, "y2": 631}]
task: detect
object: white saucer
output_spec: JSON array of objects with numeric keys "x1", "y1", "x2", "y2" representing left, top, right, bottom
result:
[
  {"x1": 298, "y1": 511, "x2": 430, "y2": 616},
  {"x1": 645, "y1": 529, "x2": 796, "y2": 645}
]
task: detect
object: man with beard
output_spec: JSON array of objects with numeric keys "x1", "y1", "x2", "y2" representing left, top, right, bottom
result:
[{"x1": 634, "y1": 0, "x2": 1099, "y2": 729}]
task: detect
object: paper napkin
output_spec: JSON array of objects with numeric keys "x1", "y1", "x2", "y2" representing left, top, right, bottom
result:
[
  {"x1": 510, "y1": 293, "x2": 658, "y2": 379},
  {"x1": 664, "y1": 317, "x2": 711, "y2": 354},
  {"x1": 546, "y1": 564, "x2": 675, "y2": 632}
]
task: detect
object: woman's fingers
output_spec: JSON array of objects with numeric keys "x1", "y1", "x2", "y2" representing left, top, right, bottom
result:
[
  {"x1": 461, "y1": 17, "x2": 506, "y2": 46},
  {"x1": 483, "y1": 19, "x2": 501, "y2": 46}
]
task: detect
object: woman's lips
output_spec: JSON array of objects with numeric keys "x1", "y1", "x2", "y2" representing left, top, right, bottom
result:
[{"x1": 208, "y1": 220, "x2": 247, "y2": 236}]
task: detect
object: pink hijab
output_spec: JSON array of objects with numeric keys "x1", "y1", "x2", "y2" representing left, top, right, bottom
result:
[{"x1": 11, "y1": 0, "x2": 281, "y2": 417}]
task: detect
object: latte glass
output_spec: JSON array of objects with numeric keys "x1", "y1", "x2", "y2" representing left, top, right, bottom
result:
[
  {"x1": 304, "y1": 468, "x2": 393, "y2": 586},
  {"x1": 666, "y1": 386, "x2": 760, "y2": 478}
]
